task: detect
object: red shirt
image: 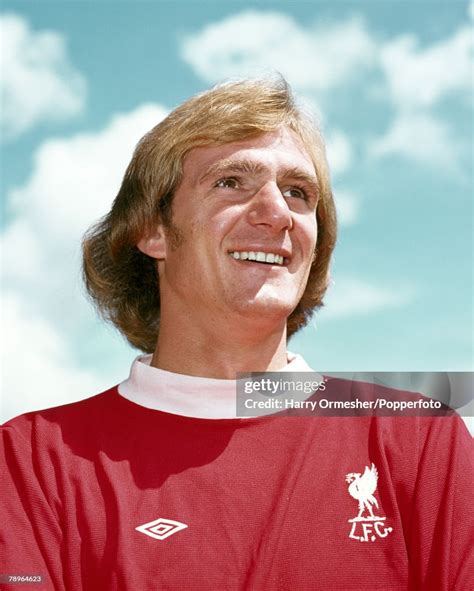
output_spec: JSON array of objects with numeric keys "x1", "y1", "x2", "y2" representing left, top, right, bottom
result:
[{"x1": 1, "y1": 369, "x2": 473, "y2": 590}]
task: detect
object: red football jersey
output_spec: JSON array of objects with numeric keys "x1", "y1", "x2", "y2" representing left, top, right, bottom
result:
[{"x1": 2, "y1": 381, "x2": 473, "y2": 590}]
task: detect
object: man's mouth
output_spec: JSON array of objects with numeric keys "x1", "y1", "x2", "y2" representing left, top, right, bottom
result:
[{"x1": 228, "y1": 251, "x2": 287, "y2": 266}]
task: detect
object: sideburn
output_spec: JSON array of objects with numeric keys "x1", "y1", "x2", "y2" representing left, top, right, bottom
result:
[
  {"x1": 164, "y1": 221, "x2": 184, "y2": 251},
  {"x1": 158, "y1": 191, "x2": 184, "y2": 251}
]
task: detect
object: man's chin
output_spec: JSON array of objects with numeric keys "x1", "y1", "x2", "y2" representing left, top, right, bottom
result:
[{"x1": 231, "y1": 297, "x2": 295, "y2": 326}]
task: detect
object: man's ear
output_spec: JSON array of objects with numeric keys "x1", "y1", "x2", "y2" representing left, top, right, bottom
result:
[{"x1": 136, "y1": 224, "x2": 167, "y2": 260}]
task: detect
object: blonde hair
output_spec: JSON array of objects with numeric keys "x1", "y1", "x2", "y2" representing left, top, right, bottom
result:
[{"x1": 82, "y1": 77, "x2": 337, "y2": 352}]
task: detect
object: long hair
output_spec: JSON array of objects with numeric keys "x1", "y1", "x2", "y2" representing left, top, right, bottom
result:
[{"x1": 82, "y1": 77, "x2": 337, "y2": 352}]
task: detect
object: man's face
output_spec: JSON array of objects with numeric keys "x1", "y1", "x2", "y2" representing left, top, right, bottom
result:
[{"x1": 155, "y1": 127, "x2": 318, "y2": 330}]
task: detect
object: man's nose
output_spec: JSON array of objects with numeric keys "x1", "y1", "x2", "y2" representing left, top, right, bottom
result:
[{"x1": 247, "y1": 182, "x2": 293, "y2": 232}]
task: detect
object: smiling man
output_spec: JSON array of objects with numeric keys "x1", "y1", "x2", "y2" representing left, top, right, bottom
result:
[{"x1": 1, "y1": 79, "x2": 472, "y2": 591}]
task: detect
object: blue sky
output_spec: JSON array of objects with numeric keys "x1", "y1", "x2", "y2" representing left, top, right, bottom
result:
[{"x1": 1, "y1": 0, "x2": 473, "y2": 421}]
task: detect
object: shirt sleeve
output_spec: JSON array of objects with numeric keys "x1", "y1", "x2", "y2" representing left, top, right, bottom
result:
[
  {"x1": 407, "y1": 413, "x2": 474, "y2": 590},
  {"x1": 1, "y1": 417, "x2": 64, "y2": 590}
]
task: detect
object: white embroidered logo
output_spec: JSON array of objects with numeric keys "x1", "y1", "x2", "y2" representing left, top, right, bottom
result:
[
  {"x1": 135, "y1": 518, "x2": 188, "y2": 540},
  {"x1": 345, "y1": 463, "x2": 393, "y2": 542}
]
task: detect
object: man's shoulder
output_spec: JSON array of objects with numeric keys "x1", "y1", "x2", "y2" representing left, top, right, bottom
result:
[
  {"x1": 320, "y1": 374, "x2": 472, "y2": 445},
  {"x1": 1, "y1": 385, "x2": 119, "y2": 439}
]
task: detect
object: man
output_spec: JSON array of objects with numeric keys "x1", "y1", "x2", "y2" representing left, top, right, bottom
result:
[{"x1": 1, "y1": 79, "x2": 472, "y2": 590}]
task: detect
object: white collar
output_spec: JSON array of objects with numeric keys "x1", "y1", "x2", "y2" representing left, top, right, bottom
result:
[{"x1": 118, "y1": 352, "x2": 314, "y2": 419}]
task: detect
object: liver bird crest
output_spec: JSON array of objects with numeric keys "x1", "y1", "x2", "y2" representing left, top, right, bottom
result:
[{"x1": 345, "y1": 463, "x2": 381, "y2": 520}]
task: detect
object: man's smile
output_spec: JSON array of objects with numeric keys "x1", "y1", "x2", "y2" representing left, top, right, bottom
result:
[{"x1": 228, "y1": 250, "x2": 287, "y2": 266}]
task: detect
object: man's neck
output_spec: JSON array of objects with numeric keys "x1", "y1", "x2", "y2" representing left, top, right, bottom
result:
[{"x1": 150, "y1": 314, "x2": 288, "y2": 379}]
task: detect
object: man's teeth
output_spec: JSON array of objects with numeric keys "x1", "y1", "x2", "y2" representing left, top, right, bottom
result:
[{"x1": 230, "y1": 251, "x2": 285, "y2": 265}]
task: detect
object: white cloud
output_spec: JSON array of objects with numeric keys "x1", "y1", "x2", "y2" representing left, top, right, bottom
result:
[
  {"x1": 3, "y1": 104, "x2": 168, "y2": 298},
  {"x1": 1, "y1": 13, "x2": 87, "y2": 139},
  {"x1": 379, "y1": 28, "x2": 473, "y2": 110},
  {"x1": 333, "y1": 189, "x2": 359, "y2": 226},
  {"x1": 370, "y1": 111, "x2": 460, "y2": 171},
  {"x1": 323, "y1": 131, "x2": 359, "y2": 226},
  {"x1": 1, "y1": 104, "x2": 168, "y2": 418},
  {"x1": 181, "y1": 11, "x2": 376, "y2": 91},
  {"x1": 319, "y1": 277, "x2": 414, "y2": 320},
  {"x1": 1, "y1": 292, "x2": 99, "y2": 422},
  {"x1": 369, "y1": 19, "x2": 473, "y2": 171},
  {"x1": 326, "y1": 130, "x2": 353, "y2": 176}
]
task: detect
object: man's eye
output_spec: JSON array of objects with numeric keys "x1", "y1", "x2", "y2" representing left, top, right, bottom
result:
[
  {"x1": 215, "y1": 177, "x2": 239, "y2": 189},
  {"x1": 282, "y1": 187, "x2": 306, "y2": 200}
]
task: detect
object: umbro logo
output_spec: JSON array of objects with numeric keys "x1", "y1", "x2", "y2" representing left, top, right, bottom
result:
[{"x1": 135, "y1": 517, "x2": 188, "y2": 540}]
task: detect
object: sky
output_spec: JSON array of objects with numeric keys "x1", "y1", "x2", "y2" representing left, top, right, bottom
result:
[{"x1": 1, "y1": 0, "x2": 473, "y2": 423}]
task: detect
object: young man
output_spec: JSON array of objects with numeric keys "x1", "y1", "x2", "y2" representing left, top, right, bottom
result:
[{"x1": 1, "y1": 79, "x2": 472, "y2": 590}]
